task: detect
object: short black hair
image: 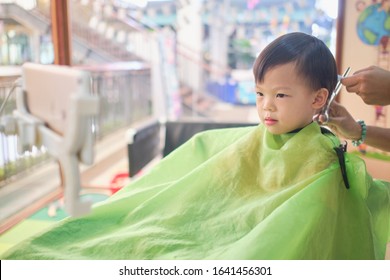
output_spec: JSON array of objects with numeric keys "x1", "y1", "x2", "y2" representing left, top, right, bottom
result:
[{"x1": 253, "y1": 32, "x2": 338, "y2": 98}]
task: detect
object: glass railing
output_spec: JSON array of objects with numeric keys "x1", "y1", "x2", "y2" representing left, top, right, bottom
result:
[
  {"x1": 0, "y1": 62, "x2": 152, "y2": 185},
  {"x1": 78, "y1": 62, "x2": 152, "y2": 138},
  {"x1": 0, "y1": 69, "x2": 51, "y2": 184}
]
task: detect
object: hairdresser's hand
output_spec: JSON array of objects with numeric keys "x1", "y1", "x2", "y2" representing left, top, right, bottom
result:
[
  {"x1": 341, "y1": 66, "x2": 390, "y2": 106},
  {"x1": 317, "y1": 102, "x2": 362, "y2": 141}
]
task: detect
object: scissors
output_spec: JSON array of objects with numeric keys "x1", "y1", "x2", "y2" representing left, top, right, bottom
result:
[{"x1": 319, "y1": 67, "x2": 351, "y2": 124}]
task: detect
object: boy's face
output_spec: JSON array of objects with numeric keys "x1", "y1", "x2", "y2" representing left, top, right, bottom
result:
[{"x1": 255, "y1": 62, "x2": 320, "y2": 134}]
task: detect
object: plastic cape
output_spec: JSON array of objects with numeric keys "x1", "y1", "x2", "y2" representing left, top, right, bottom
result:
[{"x1": 2, "y1": 122, "x2": 390, "y2": 260}]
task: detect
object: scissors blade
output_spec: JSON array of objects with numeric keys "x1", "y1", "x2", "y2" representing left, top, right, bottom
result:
[{"x1": 322, "y1": 67, "x2": 351, "y2": 114}]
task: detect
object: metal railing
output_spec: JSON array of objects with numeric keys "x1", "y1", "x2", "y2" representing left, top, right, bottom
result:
[
  {"x1": 0, "y1": 63, "x2": 152, "y2": 185},
  {"x1": 80, "y1": 62, "x2": 152, "y2": 138},
  {"x1": 0, "y1": 73, "x2": 50, "y2": 184}
]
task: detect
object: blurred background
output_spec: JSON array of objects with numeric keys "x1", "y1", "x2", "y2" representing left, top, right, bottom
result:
[
  {"x1": 0, "y1": 0, "x2": 339, "y2": 181},
  {"x1": 0, "y1": 0, "x2": 389, "y2": 253}
]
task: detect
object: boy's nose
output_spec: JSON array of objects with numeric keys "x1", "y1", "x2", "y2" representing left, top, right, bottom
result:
[{"x1": 262, "y1": 98, "x2": 275, "y2": 111}]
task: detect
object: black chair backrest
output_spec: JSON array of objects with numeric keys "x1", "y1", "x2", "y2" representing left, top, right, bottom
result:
[
  {"x1": 163, "y1": 121, "x2": 258, "y2": 157},
  {"x1": 127, "y1": 119, "x2": 161, "y2": 177},
  {"x1": 127, "y1": 119, "x2": 258, "y2": 177}
]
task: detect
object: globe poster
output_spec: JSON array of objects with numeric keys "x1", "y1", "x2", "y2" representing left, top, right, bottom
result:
[{"x1": 356, "y1": 1, "x2": 390, "y2": 49}]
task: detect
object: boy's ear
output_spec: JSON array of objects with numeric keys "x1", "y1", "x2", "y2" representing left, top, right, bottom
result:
[{"x1": 312, "y1": 88, "x2": 329, "y2": 109}]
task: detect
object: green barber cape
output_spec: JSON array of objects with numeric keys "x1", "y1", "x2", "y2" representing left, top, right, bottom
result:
[{"x1": 2, "y1": 122, "x2": 390, "y2": 259}]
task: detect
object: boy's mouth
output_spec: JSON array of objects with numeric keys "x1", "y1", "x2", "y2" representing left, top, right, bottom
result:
[{"x1": 264, "y1": 117, "x2": 277, "y2": 126}]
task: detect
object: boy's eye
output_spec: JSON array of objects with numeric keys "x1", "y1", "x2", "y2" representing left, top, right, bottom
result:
[
  {"x1": 256, "y1": 92, "x2": 263, "y2": 97},
  {"x1": 276, "y1": 93, "x2": 287, "y2": 98}
]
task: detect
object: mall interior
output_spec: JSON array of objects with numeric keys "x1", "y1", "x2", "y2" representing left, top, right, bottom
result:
[{"x1": 0, "y1": 0, "x2": 389, "y2": 258}]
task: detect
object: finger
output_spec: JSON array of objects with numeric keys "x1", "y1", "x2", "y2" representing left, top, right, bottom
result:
[
  {"x1": 345, "y1": 84, "x2": 361, "y2": 94},
  {"x1": 327, "y1": 102, "x2": 342, "y2": 117},
  {"x1": 325, "y1": 115, "x2": 343, "y2": 123},
  {"x1": 327, "y1": 114, "x2": 348, "y2": 130},
  {"x1": 352, "y1": 66, "x2": 372, "y2": 75},
  {"x1": 312, "y1": 113, "x2": 328, "y2": 125},
  {"x1": 340, "y1": 75, "x2": 359, "y2": 88},
  {"x1": 324, "y1": 121, "x2": 335, "y2": 129},
  {"x1": 318, "y1": 114, "x2": 328, "y2": 123},
  {"x1": 329, "y1": 100, "x2": 342, "y2": 110}
]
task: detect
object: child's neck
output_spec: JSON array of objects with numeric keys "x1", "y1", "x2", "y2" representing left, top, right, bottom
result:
[{"x1": 286, "y1": 121, "x2": 313, "y2": 134}]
